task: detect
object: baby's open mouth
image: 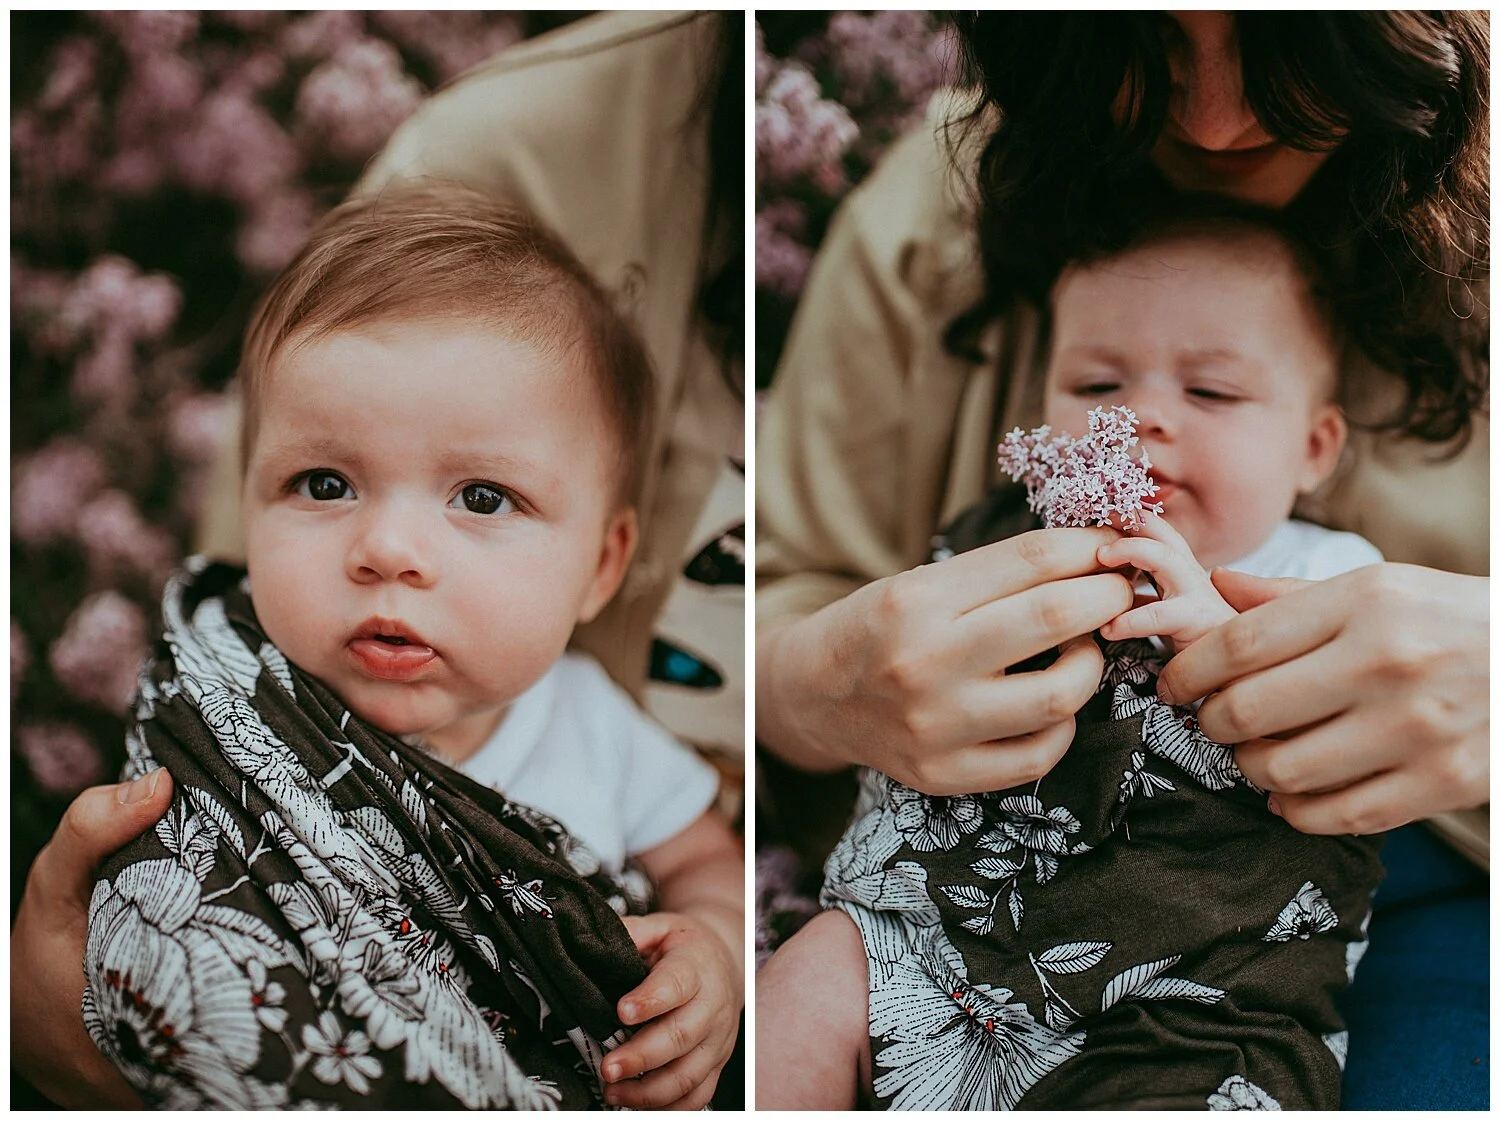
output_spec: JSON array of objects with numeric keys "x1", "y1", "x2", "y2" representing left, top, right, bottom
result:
[{"x1": 375, "y1": 635, "x2": 410, "y2": 645}]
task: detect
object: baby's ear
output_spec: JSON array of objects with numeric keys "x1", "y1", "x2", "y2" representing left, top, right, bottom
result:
[
  {"x1": 1299, "y1": 403, "x2": 1347, "y2": 494},
  {"x1": 577, "y1": 506, "x2": 639, "y2": 624}
]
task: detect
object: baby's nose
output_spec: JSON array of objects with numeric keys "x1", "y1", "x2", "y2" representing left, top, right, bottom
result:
[{"x1": 348, "y1": 505, "x2": 434, "y2": 586}]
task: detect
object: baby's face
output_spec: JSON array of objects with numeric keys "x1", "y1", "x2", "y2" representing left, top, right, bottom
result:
[
  {"x1": 1042, "y1": 235, "x2": 1345, "y2": 569},
  {"x1": 242, "y1": 320, "x2": 634, "y2": 761}
]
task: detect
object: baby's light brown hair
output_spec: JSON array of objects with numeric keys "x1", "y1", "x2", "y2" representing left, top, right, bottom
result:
[{"x1": 239, "y1": 182, "x2": 653, "y2": 507}]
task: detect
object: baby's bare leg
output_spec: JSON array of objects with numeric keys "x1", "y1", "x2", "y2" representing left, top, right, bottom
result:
[{"x1": 754, "y1": 909, "x2": 870, "y2": 1109}]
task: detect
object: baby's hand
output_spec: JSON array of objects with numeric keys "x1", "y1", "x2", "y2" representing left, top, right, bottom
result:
[
  {"x1": 1096, "y1": 513, "x2": 1236, "y2": 650},
  {"x1": 601, "y1": 911, "x2": 741, "y2": 1109}
]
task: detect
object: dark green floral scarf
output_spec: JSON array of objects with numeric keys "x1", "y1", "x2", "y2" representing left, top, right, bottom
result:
[{"x1": 84, "y1": 560, "x2": 650, "y2": 1108}]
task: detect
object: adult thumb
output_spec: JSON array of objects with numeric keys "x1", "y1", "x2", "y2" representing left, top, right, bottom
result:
[
  {"x1": 1209, "y1": 567, "x2": 1310, "y2": 613},
  {"x1": 33, "y1": 769, "x2": 174, "y2": 911}
]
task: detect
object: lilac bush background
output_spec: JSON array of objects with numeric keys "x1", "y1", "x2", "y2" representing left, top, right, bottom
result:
[
  {"x1": 754, "y1": 13, "x2": 959, "y2": 964},
  {"x1": 754, "y1": 12, "x2": 956, "y2": 388},
  {"x1": 10, "y1": 12, "x2": 587, "y2": 919}
]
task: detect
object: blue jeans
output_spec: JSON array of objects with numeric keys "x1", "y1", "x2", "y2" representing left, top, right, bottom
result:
[{"x1": 1339, "y1": 824, "x2": 1489, "y2": 1109}]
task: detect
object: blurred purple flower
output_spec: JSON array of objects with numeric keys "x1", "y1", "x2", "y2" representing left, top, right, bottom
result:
[
  {"x1": 71, "y1": 327, "x2": 137, "y2": 411},
  {"x1": 12, "y1": 619, "x2": 29, "y2": 700},
  {"x1": 755, "y1": 201, "x2": 814, "y2": 299},
  {"x1": 756, "y1": 63, "x2": 858, "y2": 191},
  {"x1": 17, "y1": 722, "x2": 107, "y2": 796},
  {"x1": 94, "y1": 10, "x2": 200, "y2": 60},
  {"x1": 12, "y1": 438, "x2": 108, "y2": 546},
  {"x1": 78, "y1": 490, "x2": 176, "y2": 585},
  {"x1": 371, "y1": 11, "x2": 522, "y2": 83},
  {"x1": 821, "y1": 11, "x2": 958, "y2": 122},
  {"x1": 295, "y1": 38, "x2": 424, "y2": 162},
  {"x1": 236, "y1": 187, "x2": 318, "y2": 274},
  {"x1": 48, "y1": 590, "x2": 149, "y2": 715},
  {"x1": 166, "y1": 391, "x2": 234, "y2": 465},
  {"x1": 60, "y1": 255, "x2": 182, "y2": 344},
  {"x1": 173, "y1": 87, "x2": 300, "y2": 206},
  {"x1": 281, "y1": 10, "x2": 365, "y2": 64},
  {"x1": 39, "y1": 36, "x2": 99, "y2": 112}
]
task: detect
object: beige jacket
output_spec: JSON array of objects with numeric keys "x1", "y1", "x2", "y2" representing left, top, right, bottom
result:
[
  {"x1": 757, "y1": 98, "x2": 1488, "y2": 865},
  {"x1": 198, "y1": 12, "x2": 744, "y2": 775}
]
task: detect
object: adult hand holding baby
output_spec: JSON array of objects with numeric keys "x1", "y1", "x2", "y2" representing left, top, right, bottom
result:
[
  {"x1": 1159, "y1": 563, "x2": 1489, "y2": 835},
  {"x1": 757, "y1": 526, "x2": 1134, "y2": 796},
  {"x1": 10, "y1": 770, "x2": 172, "y2": 1109}
]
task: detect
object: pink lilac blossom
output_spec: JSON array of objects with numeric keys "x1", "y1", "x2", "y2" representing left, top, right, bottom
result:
[
  {"x1": 755, "y1": 200, "x2": 814, "y2": 298},
  {"x1": 78, "y1": 489, "x2": 176, "y2": 584},
  {"x1": 38, "y1": 36, "x2": 99, "y2": 112},
  {"x1": 370, "y1": 11, "x2": 522, "y2": 83},
  {"x1": 280, "y1": 10, "x2": 366, "y2": 64},
  {"x1": 756, "y1": 62, "x2": 859, "y2": 190},
  {"x1": 998, "y1": 405, "x2": 1163, "y2": 531},
  {"x1": 294, "y1": 38, "x2": 424, "y2": 162},
  {"x1": 172, "y1": 87, "x2": 300, "y2": 206},
  {"x1": 166, "y1": 391, "x2": 234, "y2": 465},
  {"x1": 11, "y1": 438, "x2": 109, "y2": 545},
  {"x1": 48, "y1": 590, "x2": 149, "y2": 715},
  {"x1": 820, "y1": 11, "x2": 958, "y2": 125},
  {"x1": 236, "y1": 187, "x2": 318, "y2": 274},
  {"x1": 18, "y1": 722, "x2": 108, "y2": 795},
  {"x1": 94, "y1": 10, "x2": 199, "y2": 61}
]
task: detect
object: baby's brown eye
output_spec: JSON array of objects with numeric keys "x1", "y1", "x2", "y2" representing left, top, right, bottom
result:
[
  {"x1": 298, "y1": 471, "x2": 349, "y2": 501},
  {"x1": 457, "y1": 483, "x2": 513, "y2": 515}
]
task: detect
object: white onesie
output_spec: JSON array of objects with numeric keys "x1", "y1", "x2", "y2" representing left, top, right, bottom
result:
[{"x1": 458, "y1": 652, "x2": 720, "y2": 873}]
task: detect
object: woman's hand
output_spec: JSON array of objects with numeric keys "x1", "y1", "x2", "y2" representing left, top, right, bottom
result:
[
  {"x1": 757, "y1": 526, "x2": 1134, "y2": 796},
  {"x1": 11, "y1": 770, "x2": 173, "y2": 1108},
  {"x1": 1157, "y1": 563, "x2": 1488, "y2": 835}
]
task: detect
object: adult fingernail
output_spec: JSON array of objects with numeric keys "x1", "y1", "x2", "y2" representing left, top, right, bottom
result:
[
  {"x1": 1267, "y1": 796, "x2": 1282, "y2": 817},
  {"x1": 118, "y1": 769, "x2": 161, "y2": 805},
  {"x1": 602, "y1": 1063, "x2": 619, "y2": 1083},
  {"x1": 1157, "y1": 682, "x2": 1176, "y2": 706},
  {"x1": 619, "y1": 1001, "x2": 637, "y2": 1022}
]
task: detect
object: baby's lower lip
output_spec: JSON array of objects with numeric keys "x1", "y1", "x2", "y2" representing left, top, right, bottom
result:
[
  {"x1": 1151, "y1": 481, "x2": 1180, "y2": 504},
  {"x1": 348, "y1": 638, "x2": 437, "y2": 681}
]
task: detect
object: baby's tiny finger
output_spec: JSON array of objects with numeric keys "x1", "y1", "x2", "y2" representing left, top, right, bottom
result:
[
  {"x1": 619, "y1": 957, "x2": 701, "y2": 1026},
  {"x1": 603, "y1": 1040, "x2": 721, "y2": 1109}
]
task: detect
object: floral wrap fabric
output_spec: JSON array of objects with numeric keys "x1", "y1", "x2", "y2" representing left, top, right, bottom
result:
[
  {"x1": 83, "y1": 560, "x2": 653, "y2": 1109},
  {"x1": 822, "y1": 489, "x2": 1385, "y2": 1110}
]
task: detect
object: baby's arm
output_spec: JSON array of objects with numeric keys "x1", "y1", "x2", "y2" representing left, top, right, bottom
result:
[
  {"x1": 600, "y1": 809, "x2": 744, "y2": 1109},
  {"x1": 1095, "y1": 513, "x2": 1236, "y2": 650}
]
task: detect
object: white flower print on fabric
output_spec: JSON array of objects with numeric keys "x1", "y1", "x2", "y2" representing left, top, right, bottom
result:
[
  {"x1": 889, "y1": 781, "x2": 985, "y2": 851},
  {"x1": 85, "y1": 860, "x2": 281, "y2": 1110},
  {"x1": 246, "y1": 959, "x2": 289, "y2": 1033},
  {"x1": 303, "y1": 1011, "x2": 383, "y2": 1095},
  {"x1": 868, "y1": 925, "x2": 1084, "y2": 1110},
  {"x1": 1345, "y1": 908, "x2": 1372, "y2": 982},
  {"x1": 941, "y1": 794, "x2": 1089, "y2": 933},
  {"x1": 1112, "y1": 684, "x2": 1245, "y2": 792},
  {"x1": 1097, "y1": 638, "x2": 1165, "y2": 696},
  {"x1": 1322, "y1": 1030, "x2": 1349, "y2": 1071},
  {"x1": 1264, "y1": 881, "x2": 1338, "y2": 943},
  {"x1": 1207, "y1": 1073, "x2": 1282, "y2": 1110}
]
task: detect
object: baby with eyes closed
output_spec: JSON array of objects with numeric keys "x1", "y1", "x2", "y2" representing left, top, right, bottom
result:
[
  {"x1": 757, "y1": 208, "x2": 1385, "y2": 1111},
  {"x1": 83, "y1": 185, "x2": 741, "y2": 1110}
]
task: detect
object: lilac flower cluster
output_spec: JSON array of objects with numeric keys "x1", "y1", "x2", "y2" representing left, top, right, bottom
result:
[
  {"x1": 998, "y1": 406, "x2": 1164, "y2": 531},
  {"x1": 12, "y1": 12, "x2": 531, "y2": 826},
  {"x1": 755, "y1": 12, "x2": 956, "y2": 323}
]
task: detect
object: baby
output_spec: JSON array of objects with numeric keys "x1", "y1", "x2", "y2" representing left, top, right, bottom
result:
[
  {"x1": 83, "y1": 185, "x2": 742, "y2": 1109},
  {"x1": 757, "y1": 210, "x2": 1385, "y2": 1110}
]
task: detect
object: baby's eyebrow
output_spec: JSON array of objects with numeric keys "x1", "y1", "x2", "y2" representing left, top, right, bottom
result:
[{"x1": 1176, "y1": 347, "x2": 1246, "y2": 370}]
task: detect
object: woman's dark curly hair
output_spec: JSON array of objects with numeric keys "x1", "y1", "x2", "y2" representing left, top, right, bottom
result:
[{"x1": 949, "y1": 12, "x2": 1488, "y2": 447}]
